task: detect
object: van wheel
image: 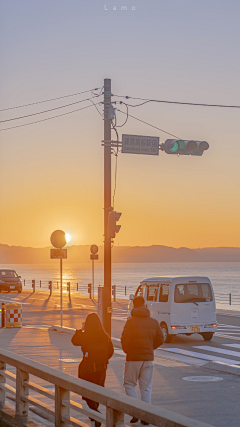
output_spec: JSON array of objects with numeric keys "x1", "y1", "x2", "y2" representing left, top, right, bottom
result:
[
  {"x1": 161, "y1": 323, "x2": 172, "y2": 343},
  {"x1": 201, "y1": 332, "x2": 214, "y2": 341}
]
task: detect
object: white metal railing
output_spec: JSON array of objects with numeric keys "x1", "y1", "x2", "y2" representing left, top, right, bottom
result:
[{"x1": 0, "y1": 348, "x2": 214, "y2": 427}]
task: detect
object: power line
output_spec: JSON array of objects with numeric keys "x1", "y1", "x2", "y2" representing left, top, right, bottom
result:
[
  {"x1": 113, "y1": 94, "x2": 240, "y2": 109},
  {"x1": 0, "y1": 95, "x2": 101, "y2": 123},
  {"x1": 0, "y1": 102, "x2": 102, "y2": 132},
  {"x1": 0, "y1": 88, "x2": 100, "y2": 112},
  {"x1": 116, "y1": 108, "x2": 181, "y2": 139}
]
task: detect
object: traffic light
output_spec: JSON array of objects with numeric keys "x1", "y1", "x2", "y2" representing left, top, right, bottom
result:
[
  {"x1": 164, "y1": 139, "x2": 209, "y2": 156},
  {"x1": 108, "y1": 211, "x2": 122, "y2": 239}
]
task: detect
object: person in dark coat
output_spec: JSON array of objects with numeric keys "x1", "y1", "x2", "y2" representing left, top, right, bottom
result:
[
  {"x1": 121, "y1": 296, "x2": 164, "y2": 424},
  {"x1": 71, "y1": 313, "x2": 114, "y2": 427}
]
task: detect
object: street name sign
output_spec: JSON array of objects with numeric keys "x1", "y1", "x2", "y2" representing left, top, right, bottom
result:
[
  {"x1": 122, "y1": 134, "x2": 159, "y2": 155},
  {"x1": 50, "y1": 249, "x2": 67, "y2": 259}
]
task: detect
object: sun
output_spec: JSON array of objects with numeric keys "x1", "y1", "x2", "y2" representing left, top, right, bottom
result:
[{"x1": 65, "y1": 233, "x2": 71, "y2": 243}]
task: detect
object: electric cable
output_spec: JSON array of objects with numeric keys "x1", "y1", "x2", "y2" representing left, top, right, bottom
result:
[
  {"x1": 114, "y1": 102, "x2": 129, "y2": 127},
  {"x1": 0, "y1": 88, "x2": 100, "y2": 112},
  {"x1": 0, "y1": 102, "x2": 102, "y2": 132},
  {"x1": 89, "y1": 98, "x2": 104, "y2": 117},
  {"x1": 116, "y1": 108, "x2": 181, "y2": 139},
  {"x1": 113, "y1": 94, "x2": 240, "y2": 109},
  {"x1": 0, "y1": 95, "x2": 101, "y2": 123}
]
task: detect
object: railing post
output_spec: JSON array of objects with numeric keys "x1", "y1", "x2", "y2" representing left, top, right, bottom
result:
[
  {"x1": 0, "y1": 361, "x2": 6, "y2": 406},
  {"x1": 106, "y1": 407, "x2": 125, "y2": 427},
  {"x1": 16, "y1": 369, "x2": 29, "y2": 417},
  {"x1": 55, "y1": 386, "x2": 70, "y2": 427},
  {"x1": 1, "y1": 303, "x2": 5, "y2": 328}
]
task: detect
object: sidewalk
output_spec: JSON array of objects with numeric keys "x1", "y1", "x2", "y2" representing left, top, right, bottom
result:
[{"x1": 1, "y1": 327, "x2": 240, "y2": 427}]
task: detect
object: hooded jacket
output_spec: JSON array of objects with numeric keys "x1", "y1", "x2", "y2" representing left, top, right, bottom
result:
[{"x1": 121, "y1": 306, "x2": 164, "y2": 361}]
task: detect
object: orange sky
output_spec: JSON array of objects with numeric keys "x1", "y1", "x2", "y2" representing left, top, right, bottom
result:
[{"x1": 1, "y1": 1, "x2": 240, "y2": 249}]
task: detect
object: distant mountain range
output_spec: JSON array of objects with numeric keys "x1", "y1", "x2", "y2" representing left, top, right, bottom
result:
[{"x1": 0, "y1": 243, "x2": 240, "y2": 264}]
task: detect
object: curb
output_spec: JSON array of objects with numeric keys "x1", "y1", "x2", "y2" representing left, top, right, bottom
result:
[{"x1": 204, "y1": 361, "x2": 240, "y2": 376}]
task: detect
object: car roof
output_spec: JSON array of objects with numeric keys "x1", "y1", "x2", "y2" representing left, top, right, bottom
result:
[
  {"x1": 0, "y1": 268, "x2": 16, "y2": 271},
  {"x1": 140, "y1": 275, "x2": 210, "y2": 282}
]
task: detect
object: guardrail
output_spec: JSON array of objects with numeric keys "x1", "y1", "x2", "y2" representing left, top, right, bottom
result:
[
  {"x1": 0, "y1": 348, "x2": 213, "y2": 427},
  {"x1": 20, "y1": 280, "x2": 240, "y2": 304}
]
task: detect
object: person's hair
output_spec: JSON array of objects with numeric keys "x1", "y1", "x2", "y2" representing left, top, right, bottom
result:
[
  {"x1": 84, "y1": 312, "x2": 108, "y2": 340},
  {"x1": 133, "y1": 295, "x2": 145, "y2": 308}
]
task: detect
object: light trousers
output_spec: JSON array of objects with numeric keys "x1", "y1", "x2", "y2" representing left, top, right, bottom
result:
[{"x1": 123, "y1": 361, "x2": 154, "y2": 404}]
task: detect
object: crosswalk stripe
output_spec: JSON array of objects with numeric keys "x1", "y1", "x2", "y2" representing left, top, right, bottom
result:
[
  {"x1": 161, "y1": 348, "x2": 240, "y2": 365},
  {"x1": 215, "y1": 334, "x2": 240, "y2": 341},
  {"x1": 192, "y1": 345, "x2": 240, "y2": 358},
  {"x1": 223, "y1": 343, "x2": 240, "y2": 349}
]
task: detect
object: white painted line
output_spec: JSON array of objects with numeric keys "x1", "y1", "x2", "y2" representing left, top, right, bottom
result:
[
  {"x1": 217, "y1": 323, "x2": 240, "y2": 329},
  {"x1": 216, "y1": 333, "x2": 240, "y2": 336},
  {"x1": 223, "y1": 344, "x2": 240, "y2": 349},
  {"x1": 192, "y1": 345, "x2": 240, "y2": 358},
  {"x1": 215, "y1": 334, "x2": 240, "y2": 341},
  {"x1": 161, "y1": 348, "x2": 240, "y2": 365},
  {"x1": 154, "y1": 349, "x2": 207, "y2": 366}
]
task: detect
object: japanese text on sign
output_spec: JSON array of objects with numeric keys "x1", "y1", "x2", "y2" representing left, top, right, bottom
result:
[{"x1": 122, "y1": 134, "x2": 159, "y2": 155}]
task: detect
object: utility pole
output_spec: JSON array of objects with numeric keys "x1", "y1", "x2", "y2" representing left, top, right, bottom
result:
[{"x1": 103, "y1": 78, "x2": 112, "y2": 335}]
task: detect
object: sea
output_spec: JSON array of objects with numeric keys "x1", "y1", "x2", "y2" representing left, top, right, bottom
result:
[{"x1": 1, "y1": 262, "x2": 240, "y2": 311}]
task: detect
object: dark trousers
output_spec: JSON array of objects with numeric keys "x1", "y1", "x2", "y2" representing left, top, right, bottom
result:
[{"x1": 78, "y1": 360, "x2": 106, "y2": 411}]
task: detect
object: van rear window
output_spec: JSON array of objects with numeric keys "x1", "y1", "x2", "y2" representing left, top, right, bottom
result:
[{"x1": 174, "y1": 283, "x2": 213, "y2": 303}]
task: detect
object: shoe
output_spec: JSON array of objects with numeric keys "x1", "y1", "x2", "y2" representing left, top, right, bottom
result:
[
  {"x1": 130, "y1": 417, "x2": 139, "y2": 423},
  {"x1": 141, "y1": 421, "x2": 149, "y2": 425}
]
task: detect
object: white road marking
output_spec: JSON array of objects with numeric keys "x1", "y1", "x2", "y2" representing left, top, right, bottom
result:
[
  {"x1": 192, "y1": 345, "x2": 240, "y2": 358},
  {"x1": 161, "y1": 348, "x2": 240, "y2": 365},
  {"x1": 215, "y1": 334, "x2": 240, "y2": 341},
  {"x1": 223, "y1": 343, "x2": 240, "y2": 349}
]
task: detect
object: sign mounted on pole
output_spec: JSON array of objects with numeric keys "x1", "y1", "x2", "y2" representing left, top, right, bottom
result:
[
  {"x1": 50, "y1": 248, "x2": 67, "y2": 259},
  {"x1": 122, "y1": 134, "x2": 159, "y2": 155}
]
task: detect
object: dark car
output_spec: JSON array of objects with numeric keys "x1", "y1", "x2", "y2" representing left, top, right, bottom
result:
[{"x1": 0, "y1": 269, "x2": 22, "y2": 293}]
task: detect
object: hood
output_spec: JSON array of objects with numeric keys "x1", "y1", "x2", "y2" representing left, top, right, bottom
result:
[{"x1": 131, "y1": 306, "x2": 150, "y2": 318}]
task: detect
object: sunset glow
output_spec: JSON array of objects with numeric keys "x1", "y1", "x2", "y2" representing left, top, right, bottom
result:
[{"x1": 65, "y1": 233, "x2": 71, "y2": 243}]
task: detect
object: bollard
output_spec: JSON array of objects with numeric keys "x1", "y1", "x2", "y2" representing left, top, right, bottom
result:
[
  {"x1": 229, "y1": 293, "x2": 232, "y2": 305},
  {"x1": 40, "y1": 280, "x2": 41, "y2": 288},
  {"x1": 77, "y1": 283, "x2": 78, "y2": 292},
  {"x1": 125, "y1": 286, "x2": 126, "y2": 296},
  {"x1": 49, "y1": 281, "x2": 52, "y2": 296},
  {"x1": 112, "y1": 285, "x2": 116, "y2": 302},
  {"x1": 88, "y1": 283, "x2": 92, "y2": 299},
  {"x1": 1, "y1": 303, "x2": 5, "y2": 328},
  {"x1": 67, "y1": 282, "x2": 71, "y2": 297},
  {"x1": 32, "y1": 280, "x2": 35, "y2": 292}
]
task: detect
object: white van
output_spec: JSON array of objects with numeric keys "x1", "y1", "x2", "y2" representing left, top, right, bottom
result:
[{"x1": 128, "y1": 276, "x2": 217, "y2": 343}]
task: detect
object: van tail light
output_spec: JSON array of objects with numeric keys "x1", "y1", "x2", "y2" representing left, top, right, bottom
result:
[{"x1": 204, "y1": 323, "x2": 217, "y2": 328}]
